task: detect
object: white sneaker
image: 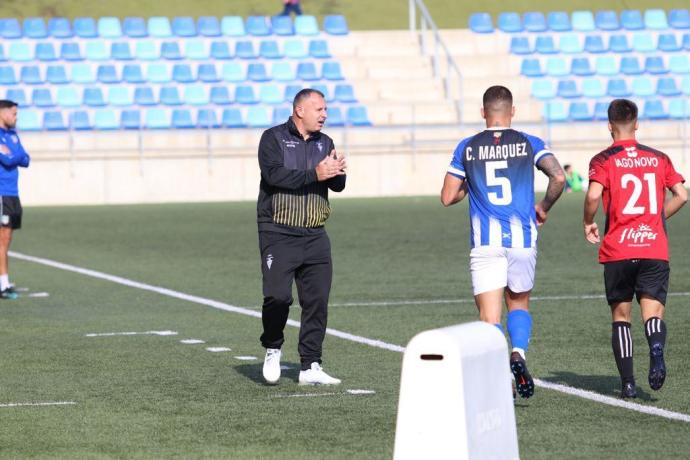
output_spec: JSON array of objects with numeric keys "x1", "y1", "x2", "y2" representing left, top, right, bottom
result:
[
  {"x1": 262, "y1": 348, "x2": 281, "y2": 384},
  {"x1": 298, "y1": 362, "x2": 341, "y2": 385}
]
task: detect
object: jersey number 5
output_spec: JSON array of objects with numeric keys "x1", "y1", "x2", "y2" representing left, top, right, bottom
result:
[
  {"x1": 622, "y1": 173, "x2": 657, "y2": 215},
  {"x1": 486, "y1": 161, "x2": 512, "y2": 205}
]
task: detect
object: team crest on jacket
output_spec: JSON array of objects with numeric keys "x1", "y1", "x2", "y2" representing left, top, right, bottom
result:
[
  {"x1": 266, "y1": 254, "x2": 274, "y2": 270},
  {"x1": 316, "y1": 142, "x2": 323, "y2": 152}
]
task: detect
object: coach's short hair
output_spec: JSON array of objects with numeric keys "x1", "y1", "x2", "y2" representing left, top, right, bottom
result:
[
  {"x1": 0, "y1": 100, "x2": 18, "y2": 110},
  {"x1": 608, "y1": 99, "x2": 637, "y2": 125},
  {"x1": 293, "y1": 88, "x2": 325, "y2": 110},
  {"x1": 482, "y1": 86, "x2": 513, "y2": 111}
]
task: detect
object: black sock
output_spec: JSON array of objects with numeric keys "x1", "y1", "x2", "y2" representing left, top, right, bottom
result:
[
  {"x1": 612, "y1": 322, "x2": 634, "y2": 383},
  {"x1": 644, "y1": 317, "x2": 667, "y2": 351}
]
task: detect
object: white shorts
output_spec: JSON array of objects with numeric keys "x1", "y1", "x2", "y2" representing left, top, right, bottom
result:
[{"x1": 469, "y1": 246, "x2": 537, "y2": 296}]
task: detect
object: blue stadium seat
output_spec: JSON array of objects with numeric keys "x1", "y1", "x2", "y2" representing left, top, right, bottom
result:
[
  {"x1": 161, "y1": 42, "x2": 182, "y2": 60},
  {"x1": 569, "y1": 102, "x2": 594, "y2": 121},
  {"x1": 121, "y1": 110, "x2": 141, "y2": 129},
  {"x1": 683, "y1": 76, "x2": 690, "y2": 95},
  {"x1": 221, "y1": 62, "x2": 245, "y2": 82},
  {"x1": 23, "y1": 17, "x2": 48, "y2": 38},
  {"x1": 260, "y1": 40, "x2": 282, "y2": 59},
  {"x1": 111, "y1": 42, "x2": 133, "y2": 60},
  {"x1": 198, "y1": 64, "x2": 220, "y2": 82},
  {"x1": 571, "y1": 57, "x2": 594, "y2": 76},
  {"x1": 309, "y1": 40, "x2": 331, "y2": 58},
  {"x1": 669, "y1": 55, "x2": 690, "y2": 73},
  {"x1": 632, "y1": 77, "x2": 654, "y2": 96},
  {"x1": 56, "y1": 87, "x2": 81, "y2": 107},
  {"x1": 621, "y1": 10, "x2": 644, "y2": 30},
  {"x1": 94, "y1": 109, "x2": 119, "y2": 130},
  {"x1": 497, "y1": 12, "x2": 523, "y2": 33},
  {"x1": 0, "y1": 19, "x2": 21, "y2": 39},
  {"x1": 594, "y1": 101, "x2": 609, "y2": 120},
  {"x1": 645, "y1": 9, "x2": 669, "y2": 30},
  {"x1": 172, "y1": 109, "x2": 194, "y2": 128},
  {"x1": 657, "y1": 77, "x2": 680, "y2": 96},
  {"x1": 297, "y1": 62, "x2": 319, "y2": 80},
  {"x1": 221, "y1": 16, "x2": 246, "y2": 36},
  {"x1": 620, "y1": 56, "x2": 643, "y2": 75},
  {"x1": 609, "y1": 35, "x2": 631, "y2": 52},
  {"x1": 669, "y1": 9, "x2": 690, "y2": 29},
  {"x1": 246, "y1": 107, "x2": 271, "y2": 128},
  {"x1": 48, "y1": 17, "x2": 73, "y2": 38},
  {"x1": 123, "y1": 64, "x2": 145, "y2": 83},
  {"x1": 222, "y1": 108, "x2": 245, "y2": 128},
  {"x1": 83, "y1": 87, "x2": 106, "y2": 107},
  {"x1": 6, "y1": 88, "x2": 28, "y2": 107},
  {"x1": 510, "y1": 37, "x2": 532, "y2": 55},
  {"x1": 134, "y1": 87, "x2": 156, "y2": 105},
  {"x1": 108, "y1": 86, "x2": 133, "y2": 106},
  {"x1": 149, "y1": 17, "x2": 172, "y2": 38},
  {"x1": 0, "y1": 45, "x2": 5, "y2": 62},
  {"x1": 44, "y1": 111, "x2": 67, "y2": 130},
  {"x1": 210, "y1": 86, "x2": 232, "y2": 105},
  {"x1": 535, "y1": 36, "x2": 556, "y2": 54},
  {"x1": 643, "y1": 99, "x2": 668, "y2": 119},
  {"x1": 235, "y1": 85, "x2": 258, "y2": 104},
  {"x1": 572, "y1": 11, "x2": 595, "y2": 31},
  {"x1": 523, "y1": 12, "x2": 547, "y2": 32},
  {"x1": 347, "y1": 106, "x2": 372, "y2": 126},
  {"x1": 584, "y1": 35, "x2": 607, "y2": 53},
  {"x1": 85, "y1": 41, "x2": 110, "y2": 61},
  {"x1": 645, "y1": 56, "x2": 667, "y2": 74},
  {"x1": 272, "y1": 62, "x2": 295, "y2": 81},
  {"x1": 260, "y1": 84, "x2": 283, "y2": 104},
  {"x1": 0, "y1": 66, "x2": 17, "y2": 85},
  {"x1": 74, "y1": 17, "x2": 97, "y2": 38},
  {"x1": 185, "y1": 40, "x2": 208, "y2": 60},
  {"x1": 210, "y1": 41, "x2": 232, "y2": 59},
  {"x1": 607, "y1": 79, "x2": 631, "y2": 97},
  {"x1": 97, "y1": 64, "x2": 120, "y2": 83},
  {"x1": 595, "y1": 10, "x2": 620, "y2": 30},
  {"x1": 468, "y1": 13, "x2": 493, "y2": 33},
  {"x1": 669, "y1": 99, "x2": 690, "y2": 119},
  {"x1": 324, "y1": 15, "x2": 349, "y2": 35},
  {"x1": 197, "y1": 109, "x2": 220, "y2": 128},
  {"x1": 60, "y1": 42, "x2": 83, "y2": 61},
  {"x1": 135, "y1": 41, "x2": 159, "y2": 60},
  {"x1": 198, "y1": 17, "x2": 221, "y2": 37},
  {"x1": 335, "y1": 84, "x2": 357, "y2": 103},
  {"x1": 70, "y1": 111, "x2": 92, "y2": 130},
  {"x1": 581, "y1": 78, "x2": 605, "y2": 97},
  {"x1": 9, "y1": 42, "x2": 33, "y2": 61},
  {"x1": 98, "y1": 17, "x2": 122, "y2": 38},
  {"x1": 17, "y1": 110, "x2": 41, "y2": 131},
  {"x1": 246, "y1": 16, "x2": 271, "y2": 36},
  {"x1": 658, "y1": 34, "x2": 681, "y2": 52},
  {"x1": 146, "y1": 63, "x2": 171, "y2": 83},
  {"x1": 546, "y1": 57, "x2": 568, "y2": 76},
  {"x1": 311, "y1": 84, "x2": 333, "y2": 102},
  {"x1": 236, "y1": 41, "x2": 257, "y2": 59},
  {"x1": 172, "y1": 63, "x2": 195, "y2": 83},
  {"x1": 295, "y1": 15, "x2": 319, "y2": 35},
  {"x1": 272, "y1": 106, "x2": 292, "y2": 125},
  {"x1": 632, "y1": 33, "x2": 656, "y2": 52},
  {"x1": 284, "y1": 40, "x2": 307, "y2": 58},
  {"x1": 271, "y1": 16, "x2": 294, "y2": 36},
  {"x1": 145, "y1": 109, "x2": 171, "y2": 129},
  {"x1": 520, "y1": 59, "x2": 543, "y2": 77},
  {"x1": 543, "y1": 101, "x2": 567, "y2": 122},
  {"x1": 322, "y1": 62, "x2": 344, "y2": 80},
  {"x1": 183, "y1": 85, "x2": 209, "y2": 105},
  {"x1": 71, "y1": 63, "x2": 95, "y2": 83},
  {"x1": 173, "y1": 17, "x2": 197, "y2": 37},
  {"x1": 20, "y1": 65, "x2": 42, "y2": 84},
  {"x1": 46, "y1": 65, "x2": 69, "y2": 84},
  {"x1": 123, "y1": 17, "x2": 148, "y2": 38},
  {"x1": 557, "y1": 80, "x2": 581, "y2": 98},
  {"x1": 247, "y1": 63, "x2": 270, "y2": 82},
  {"x1": 159, "y1": 86, "x2": 182, "y2": 105},
  {"x1": 531, "y1": 79, "x2": 555, "y2": 99},
  {"x1": 326, "y1": 106, "x2": 344, "y2": 126},
  {"x1": 559, "y1": 34, "x2": 583, "y2": 53},
  {"x1": 684, "y1": 34, "x2": 690, "y2": 50},
  {"x1": 284, "y1": 84, "x2": 301, "y2": 102}
]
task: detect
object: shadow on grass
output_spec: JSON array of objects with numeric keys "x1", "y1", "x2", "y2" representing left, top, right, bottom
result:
[
  {"x1": 542, "y1": 371, "x2": 657, "y2": 401},
  {"x1": 234, "y1": 362, "x2": 301, "y2": 385}
]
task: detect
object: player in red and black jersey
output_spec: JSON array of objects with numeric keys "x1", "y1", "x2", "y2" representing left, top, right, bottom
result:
[{"x1": 583, "y1": 99, "x2": 687, "y2": 398}]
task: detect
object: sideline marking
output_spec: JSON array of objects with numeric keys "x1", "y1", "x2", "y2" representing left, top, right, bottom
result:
[
  {"x1": 235, "y1": 356, "x2": 258, "y2": 361},
  {"x1": 85, "y1": 330, "x2": 177, "y2": 337},
  {"x1": 206, "y1": 347, "x2": 231, "y2": 352},
  {"x1": 180, "y1": 339, "x2": 205, "y2": 344},
  {"x1": 0, "y1": 401, "x2": 77, "y2": 408},
  {"x1": 11, "y1": 251, "x2": 690, "y2": 423},
  {"x1": 274, "y1": 389, "x2": 376, "y2": 399},
  {"x1": 26, "y1": 292, "x2": 50, "y2": 298}
]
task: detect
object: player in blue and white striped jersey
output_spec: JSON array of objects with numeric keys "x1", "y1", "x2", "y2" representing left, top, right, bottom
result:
[{"x1": 441, "y1": 86, "x2": 565, "y2": 399}]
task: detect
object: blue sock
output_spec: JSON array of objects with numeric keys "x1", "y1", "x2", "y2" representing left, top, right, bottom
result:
[
  {"x1": 494, "y1": 323, "x2": 504, "y2": 333},
  {"x1": 507, "y1": 310, "x2": 532, "y2": 352}
]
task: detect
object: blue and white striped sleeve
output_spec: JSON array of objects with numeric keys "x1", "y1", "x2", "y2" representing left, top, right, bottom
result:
[
  {"x1": 447, "y1": 138, "x2": 469, "y2": 179},
  {"x1": 523, "y1": 133, "x2": 553, "y2": 166}
]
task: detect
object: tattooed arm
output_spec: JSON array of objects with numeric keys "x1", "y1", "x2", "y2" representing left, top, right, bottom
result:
[{"x1": 535, "y1": 154, "x2": 566, "y2": 226}]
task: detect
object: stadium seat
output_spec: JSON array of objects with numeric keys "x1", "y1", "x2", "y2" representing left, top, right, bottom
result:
[
  {"x1": 246, "y1": 107, "x2": 271, "y2": 127},
  {"x1": 669, "y1": 99, "x2": 690, "y2": 118},
  {"x1": 48, "y1": 17, "x2": 73, "y2": 38},
  {"x1": 83, "y1": 87, "x2": 106, "y2": 107},
  {"x1": 557, "y1": 80, "x2": 581, "y2": 98},
  {"x1": 45, "y1": 67, "x2": 69, "y2": 87},
  {"x1": 272, "y1": 62, "x2": 296, "y2": 81},
  {"x1": 222, "y1": 108, "x2": 245, "y2": 128},
  {"x1": 607, "y1": 79, "x2": 631, "y2": 97},
  {"x1": 247, "y1": 63, "x2": 270, "y2": 82},
  {"x1": 146, "y1": 63, "x2": 171, "y2": 83},
  {"x1": 172, "y1": 109, "x2": 194, "y2": 128},
  {"x1": 9, "y1": 42, "x2": 33, "y2": 61},
  {"x1": 6, "y1": 88, "x2": 27, "y2": 107},
  {"x1": 98, "y1": 17, "x2": 122, "y2": 38},
  {"x1": 260, "y1": 84, "x2": 283, "y2": 104},
  {"x1": 284, "y1": 40, "x2": 307, "y2": 58},
  {"x1": 531, "y1": 79, "x2": 555, "y2": 99},
  {"x1": 56, "y1": 87, "x2": 81, "y2": 107},
  {"x1": 0, "y1": 19, "x2": 21, "y2": 39},
  {"x1": 111, "y1": 42, "x2": 133, "y2": 60},
  {"x1": 669, "y1": 9, "x2": 690, "y2": 29},
  {"x1": 0, "y1": 66, "x2": 17, "y2": 85},
  {"x1": 632, "y1": 33, "x2": 656, "y2": 52},
  {"x1": 44, "y1": 111, "x2": 67, "y2": 130},
  {"x1": 134, "y1": 87, "x2": 156, "y2": 105},
  {"x1": 123, "y1": 64, "x2": 145, "y2": 83},
  {"x1": 185, "y1": 40, "x2": 209, "y2": 60},
  {"x1": 71, "y1": 63, "x2": 95, "y2": 83},
  {"x1": 198, "y1": 64, "x2": 220, "y2": 82},
  {"x1": 543, "y1": 101, "x2": 567, "y2": 122},
  {"x1": 309, "y1": 40, "x2": 331, "y2": 58},
  {"x1": 246, "y1": 16, "x2": 271, "y2": 36},
  {"x1": 221, "y1": 16, "x2": 246, "y2": 36},
  {"x1": 497, "y1": 12, "x2": 523, "y2": 33},
  {"x1": 0, "y1": 45, "x2": 5, "y2": 62},
  {"x1": 271, "y1": 16, "x2": 294, "y2": 36},
  {"x1": 260, "y1": 40, "x2": 282, "y2": 59},
  {"x1": 643, "y1": 99, "x2": 668, "y2": 119},
  {"x1": 94, "y1": 109, "x2": 119, "y2": 129},
  {"x1": 522, "y1": 12, "x2": 547, "y2": 32},
  {"x1": 123, "y1": 17, "x2": 148, "y2": 37},
  {"x1": 272, "y1": 106, "x2": 292, "y2": 125},
  {"x1": 210, "y1": 86, "x2": 232, "y2": 105},
  {"x1": 74, "y1": 17, "x2": 98, "y2": 38},
  {"x1": 644, "y1": 9, "x2": 669, "y2": 30},
  {"x1": 20, "y1": 65, "x2": 43, "y2": 84},
  {"x1": 197, "y1": 109, "x2": 220, "y2": 128},
  {"x1": 236, "y1": 41, "x2": 257, "y2": 59},
  {"x1": 311, "y1": 84, "x2": 333, "y2": 102},
  {"x1": 684, "y1": 34, "x2": 690, "y2": 50},
  {"x1": 108, "y1": 86, "x2": 133, "y2": 106},
  {"x1": 569, "y1": 102, "x2": 593, "y2": 121},
  {"x1": 520, "y1": 59, "x2": 544, "y2": 77},
  {"x1": 632, "y1": 76, "x2": 654, "y2": 96},
  {"x1": 645, "y1": 56, "x2": 667, "y2": 74},
  {"x1": 510, "y1": 37, "x2": 532, "y2": 55},
  {"x1": 584, "y1": 35, "x2": 607, "y2": 53},
  {"x1": 24, "y1": 17, "x2": 48, "y2": 38},
  {"x1": 121, "y1": 110, "x2": 142, "y2": 129},
  {"x1": 161, "y1": 42, "x2": 182, "y2": 60},
  {"x1": 535, "y1": 36, "x2": 556, "y2": 54},
  {"x1": 70, "y1": 111, "x2": 92, "y2": 130},
  {"x1": 297, "y1": 62, "x2": 319, "y2": 80},
  {"x1": 621, "y1": 10, "x2": 644, "y2": 30},
  {"x1": 581, "y1": 77, "x2": 605, "y2": 97},
  {"x1": 571, "y1": 57, "x2": 594, "y2": 76},
  {"x1": 559, "y1": 34, "x2": 583, "y2": 53},
  {"x1": 609, "y1": 35, "x2": 631, "y2": 53},
  {"x1": 160, "y1": 86, "x2": 182, "y2": 105},
  {"x1": 210, "y1": 41, "x2": 232, "y2": 59},
  {"x1": 468, "y1": 13, "x2": 493, "y2": 33},
  {"x1": 322, "y1": 62, "x2": 344, "y2": 80},
  {"x1": 658, "y1": 34, "x2": 681, "y2": 52},
  {"x1": 324, "y1": 15, "x2": 349, "y2": 35},
  {"x1": 145, "y1": 109, "x2": 171, "y2": 129},
  {"x1": 60, "y1": 42, "x2": 83, "y2": 61},
  {"x1": 347, "y1": 106, "x2": 372, "y2": 126},
  {"x1": 572, "y1": 11, "x2": 595, "y2": 31},
  {"x1": 326, "y1": 106, "x2": 344, "y2": 126},
  {"x1": 546, "y1": 57, "x2": 568, "y2": 76},
  {"x1": 669, "y1": 55, "x2": 690, "y2": 73},
  {"x1": 284, "y1": 84, "x2": 301, "y2": 102},
  {"x1": 85, "y1": 41, "x2": 110, "y2": 61},
  {"x1": 221, "y1": 62, "x2": 245, "y2": 82},
  {"x1": 595, "y1": 10, "x2": 620, "y2": 30},
  {"x1": 17, "y1": 110, "x2": 41, "y2": 131},
  {"x1": 149, "y1": 17, "x2": 172, "y2": 38},
  {"x1": 594, "y1": 101, "x2": 609, "y2": 120},
  {"x1": 183, "y1": 85, "x2": 209, "y2": 106},
  {"x1": 620, "y1": 56, "x2": 643, "y2": 75},
  {"x1": 235, "y1": 85, "x2": 258, "y2": 104},
  {"x1": 295, "y1": 15, "x2": 319, "y2": 35},
  {"x1": 198, "y1": 17, "x2": 221, "y2": 37},
  {"x1": 172, "y1": 63, "x2": 195, "y2": 83},
  {"x1": 657, "y1": 77, "x2": 681, "y2": 96},
  {"x1": 335, "y1": 84, "x2": 357, "y2": 103},
  {"x1": 683, "y1": 76, "x2": 690, "y2": 95},
  {"x1": 172, "y1": 17, "x2": 197, "y2": 37},
  {"x1": 97, "y1": 64, "x2": 120, "y2": 83}
]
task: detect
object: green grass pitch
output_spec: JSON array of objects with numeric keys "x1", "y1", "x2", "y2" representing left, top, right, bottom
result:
[{"x1": 1, "y1": 192, "x2": 689, "y2": 458}]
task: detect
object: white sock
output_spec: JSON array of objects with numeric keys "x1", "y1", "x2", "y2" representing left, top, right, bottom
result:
[
  {"x1": 0, "y1": 274, "x2": 9, "y2": 290},
  {"x1": 512, "y1": 347, "x2": 526, "y2": 360}
]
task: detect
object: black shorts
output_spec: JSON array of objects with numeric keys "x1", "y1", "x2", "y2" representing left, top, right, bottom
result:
[
  {"x1": 0, "y1": 196, "x2": 22, "y2": 229},
  {"x1": 603, "y1": 259, "x2": 669, "y2": 306}
]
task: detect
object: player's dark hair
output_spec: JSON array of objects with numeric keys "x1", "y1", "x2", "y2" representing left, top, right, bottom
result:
[
  {"x1": 0, "y1": 100, "x2": 18, "y2": 109},
  {"x1": 608, "y1": 99, "x2": 638, "y2": 125},
  {"x1": 293, "y1": 88, "x2": 325, "y2": 110},
  {"x1": 482, "y1": 86, "x2": 513, "y2": 112}
]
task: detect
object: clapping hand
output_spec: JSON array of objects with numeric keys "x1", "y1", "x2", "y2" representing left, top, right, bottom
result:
[{"x1": 316, "y1": 149, "x2": 346, "y2": 181}]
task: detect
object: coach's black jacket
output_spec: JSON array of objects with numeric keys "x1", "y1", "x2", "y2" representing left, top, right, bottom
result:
[{"x1": 257, "y1": 117, "x2": 346, "y2": 235}]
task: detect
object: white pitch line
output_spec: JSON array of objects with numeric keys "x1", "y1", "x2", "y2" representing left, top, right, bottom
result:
[
  {"x1": 274, "y1": 390, "x2": 376, "y2": 399},
  {"x1": 85, "y1": 330, "x2": 177, "y2": 337},
  {"x1": 10, "y1": 251, "x2": 690, "y2": 423},
  {"x1": 0, "y1": 401, "x2": 77, "y2": 408}
]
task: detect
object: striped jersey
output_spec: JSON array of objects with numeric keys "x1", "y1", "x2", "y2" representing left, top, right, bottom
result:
[{"x1": 447, "y1": 128, "x2": 553, "y2": 248}]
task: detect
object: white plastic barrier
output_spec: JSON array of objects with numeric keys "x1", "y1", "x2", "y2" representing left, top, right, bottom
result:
[{"x1": 394, "y1": 321, "x2": 519, "y2": 460}]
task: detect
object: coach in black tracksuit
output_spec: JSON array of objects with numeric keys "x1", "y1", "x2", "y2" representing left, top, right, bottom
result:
[{"x1": 257, "y1": 89, "x2": 346, "y2": 383}]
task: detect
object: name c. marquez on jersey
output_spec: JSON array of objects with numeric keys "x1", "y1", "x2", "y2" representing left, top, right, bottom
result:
[
  {"x1": 465, "y1": 143, "x2": 529, "y2": 161},
  {"x1": 614, "y1": 157, "x2": 659, "y2": 168}
]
